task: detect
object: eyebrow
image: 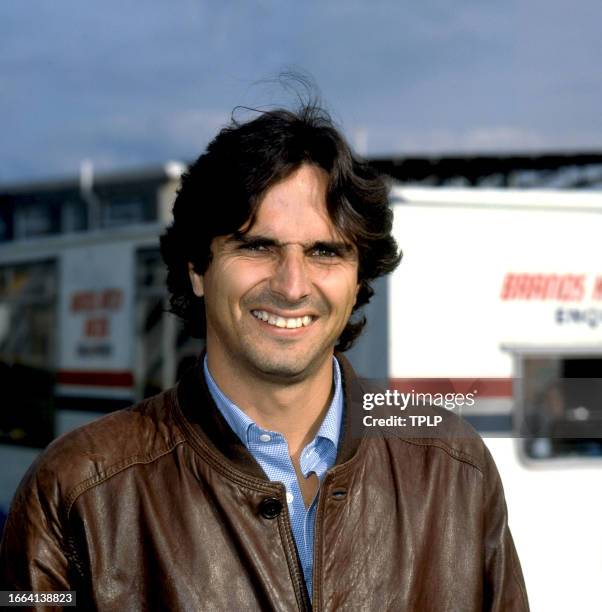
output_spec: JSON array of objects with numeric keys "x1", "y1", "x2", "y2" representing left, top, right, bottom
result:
[{"x1": 228, "y1": 232, "x2": 356, "y2": 255}]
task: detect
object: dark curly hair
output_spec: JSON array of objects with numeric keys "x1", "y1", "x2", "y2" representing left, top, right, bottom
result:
[{"x1": 160, "y1": 103, "x2": 401, "y2": 351}]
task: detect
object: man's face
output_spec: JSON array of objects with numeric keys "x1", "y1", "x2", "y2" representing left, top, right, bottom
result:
[{"x1": 189, "y1": 163, "x2": 359, "y2": 382}]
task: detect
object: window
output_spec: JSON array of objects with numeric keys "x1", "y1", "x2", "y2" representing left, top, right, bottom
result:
[
  {"x1": 0, "y1": 198, "x2": 13, "y2": 242},
  {"x1": 0, "y1": 260, "x2": 57, "y2": 447},
  {"x1": 521, "y1": 355, "x2": 602, "y2": 459},
  {"x1": 14, "y1": 201, "x2": 60, "y2": 239},
  {"x1": 61, "y1": 199, "x2": 87, "y2": 233},
  {"x1": 101, "y1": 194, "x2": 155, "y2": 228}
]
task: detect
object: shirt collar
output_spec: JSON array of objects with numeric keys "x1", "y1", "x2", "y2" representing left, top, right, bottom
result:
[{"x1": 203, "y1": 355, "x2": 343, "y2": 450}]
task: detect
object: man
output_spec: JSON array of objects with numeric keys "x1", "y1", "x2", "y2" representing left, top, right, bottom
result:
[{"x1": 0, "y1": 104, "x2": 529, "y2": 610}]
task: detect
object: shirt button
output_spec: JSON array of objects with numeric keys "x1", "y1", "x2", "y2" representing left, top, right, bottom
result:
[
  {"x1": 259, "y1": 434, "x2": 271, "y2": 442},
  {"x1": 286, "y1": 492, "x2": 294, "y2": 504}
]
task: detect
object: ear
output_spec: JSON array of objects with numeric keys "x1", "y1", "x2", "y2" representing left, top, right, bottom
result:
[{"x1": 188, "y1": 262, "x2": 204, "y2": 298}]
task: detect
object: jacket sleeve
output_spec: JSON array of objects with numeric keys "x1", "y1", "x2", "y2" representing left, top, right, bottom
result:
[
  {"x1": 482, "y1": 445, "x2": 530, "y2": 611},
  {"x1": 0, "y1": 457, "x2": 73, "y2": 596}
]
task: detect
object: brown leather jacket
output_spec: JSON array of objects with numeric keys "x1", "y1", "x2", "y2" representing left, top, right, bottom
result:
[{"x1": 0, "y1": 356, "x2": 529, "y2": 611}]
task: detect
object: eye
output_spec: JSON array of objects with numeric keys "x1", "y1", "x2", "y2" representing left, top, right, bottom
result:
[
  {"x1": 238, "y1": 241, "x2": 271, "y2": 253},
  {"x1": 312, "y1": 246, "x2": 338, "y2": 258}
]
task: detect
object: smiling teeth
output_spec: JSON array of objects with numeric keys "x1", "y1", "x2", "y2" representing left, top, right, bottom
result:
[{"x1": 252, "y1": 310, "x2": 312, "y2": 329}]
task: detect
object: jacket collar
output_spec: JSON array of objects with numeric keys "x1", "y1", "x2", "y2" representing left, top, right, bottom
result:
[{"x1": 175, "y1": 351, "x2": 364, "y2": 480}]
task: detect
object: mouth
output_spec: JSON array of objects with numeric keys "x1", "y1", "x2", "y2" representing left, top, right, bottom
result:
[{"x1": 251, "y1": 309, "x2": 315, "y2": 330}]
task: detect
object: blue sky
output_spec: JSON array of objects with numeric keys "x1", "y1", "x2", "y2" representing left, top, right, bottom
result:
[{"x1": 2, "y1": 0, "x2": 601, "y2": 183}]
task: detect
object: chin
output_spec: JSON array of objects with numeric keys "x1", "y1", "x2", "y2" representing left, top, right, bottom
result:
[
  {"x1": 244, "y1": 349, "x2": 318, "y2": 380},
  {"x1": 255, "y1": 358, "x2": 310, "y2": 379}
]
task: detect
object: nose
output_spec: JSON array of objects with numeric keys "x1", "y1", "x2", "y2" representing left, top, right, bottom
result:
[{"x1": 268, "y1": 247, "x2": 312, "y2": 303}]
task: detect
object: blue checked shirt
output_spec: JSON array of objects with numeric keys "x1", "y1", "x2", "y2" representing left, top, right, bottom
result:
[{"x1": 203, "y1": 356, "x2": 343, "y2": 600}]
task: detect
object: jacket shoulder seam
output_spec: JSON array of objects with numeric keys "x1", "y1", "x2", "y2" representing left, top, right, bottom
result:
[
  {"x1": 394, "y1": 436, "x2": 485, "y2": 475},
  {"x1": 64, "y1": 437, "x2": 186, "y2": 516}
]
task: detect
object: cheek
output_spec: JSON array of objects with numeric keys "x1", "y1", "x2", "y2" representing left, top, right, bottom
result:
[
  {"x1": 321, "y1": 273, "x2": 360, "y2": 313},
  {"x1": 208, "y1": 261, "x2": 269, "y2": 310}
]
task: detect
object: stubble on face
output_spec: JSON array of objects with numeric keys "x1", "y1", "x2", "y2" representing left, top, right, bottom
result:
[
  {"x1": 204, "y1": 258, "x2": 355, "y2": 385},
  {"x1": 236, "y1": 291, "x2": 334, "y2": 381}
]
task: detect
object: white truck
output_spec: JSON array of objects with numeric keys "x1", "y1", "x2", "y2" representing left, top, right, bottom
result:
[{"x1": 347, "y1": 186, "x2": 602, "y2": 612}]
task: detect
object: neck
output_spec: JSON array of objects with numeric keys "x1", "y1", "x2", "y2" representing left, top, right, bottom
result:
[{"x1": 206, "y1": 351, "x2": 334, "y2": 457}]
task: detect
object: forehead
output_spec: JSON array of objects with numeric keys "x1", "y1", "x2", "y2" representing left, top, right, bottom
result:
[{"x1": 247, "y1": 164, "x2": 345, "y2": 242}]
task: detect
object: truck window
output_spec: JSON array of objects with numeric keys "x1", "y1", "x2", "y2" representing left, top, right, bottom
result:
[
  {"x1": 0, "y1": 261, "x2": 56, "y2": 447},
  {"x1": 521, "y1": 356, "x2": 602, "y2": 459}
]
